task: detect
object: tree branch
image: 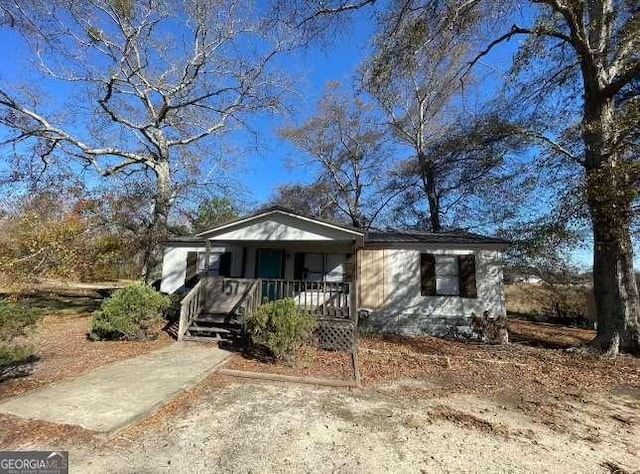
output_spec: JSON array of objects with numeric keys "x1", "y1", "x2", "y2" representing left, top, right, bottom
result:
[
  {"x1": 463, "y1": 24, "x2": 572, "y2": 77},
  {"x1": 604, "y1": 61, "x2": 640, "y2": 98},
  {"x1": 0, "y1": 89, "x2": 148, "y2": 173},
  {"x1": 297, "y1": 0, "x2": 377, "y2": 27}
]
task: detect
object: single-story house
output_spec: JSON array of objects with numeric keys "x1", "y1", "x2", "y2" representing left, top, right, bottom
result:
[{"x1": 160, "y1": 206, "x2": 509, "y2": 345}]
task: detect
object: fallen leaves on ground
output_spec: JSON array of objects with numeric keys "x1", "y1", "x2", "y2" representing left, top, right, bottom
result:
[
  {"x1": 0, "y1": 413, "x2": 106, "y2": 449},
  {"x1": 123, "y1": 373, "x2": 236, "y2": 438},
  {"x1": 225, "y1": 346, "x2": 355, "y2": 381},
  {"x1": 359, "y1": 319, "x2": 639, "y2": 395},
  {"x1": 2, "y1": 314, "x2": 639, "y2": 452},
  {"x1": 358, "y1": 319, "x2": 640, "y2": 440},
  {"x1": 0, "y1": 314, "x2": 172, "y2": 400}
]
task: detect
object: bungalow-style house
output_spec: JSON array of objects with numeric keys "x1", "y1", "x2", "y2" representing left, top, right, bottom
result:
[{"x1": 160, "y1": 206, "x2": 509, "y2": 348}]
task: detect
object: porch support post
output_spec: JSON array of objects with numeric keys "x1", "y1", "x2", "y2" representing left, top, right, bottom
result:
[
  {"x1": 204, "y1": 240, "x2": 211, "y2": 278},
  {"x1": 203, "y1": 240, "x2": 211, "y2": 308},
  {"x1": 351, "y1": 237, "x2": 362, "y2": 322}
]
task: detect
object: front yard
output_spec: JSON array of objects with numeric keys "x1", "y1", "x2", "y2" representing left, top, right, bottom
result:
[
  {"x1": 0, "y1": 294, "x2": 172, "y2": 400},
  {"x1": 0, "y1": 289, "x2": 638, "y2": 472},
  {"x1": 35, "y1": 375, "x2": 640, "y2": 473}
]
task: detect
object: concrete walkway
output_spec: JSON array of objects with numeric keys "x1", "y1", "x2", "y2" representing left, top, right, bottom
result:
[{"x1": 0, "y1": 342, "x2": 230, "y2": 434}]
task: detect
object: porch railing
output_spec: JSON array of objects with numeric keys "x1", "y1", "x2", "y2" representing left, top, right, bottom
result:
[
  {"x1": 261, "y1": 279, "x2": 351, "y2": 319},
  {"x1": 236, "y1": 279, "x2": 263, "y2": 331},
  {"x1": 178, "y1": 278, "x2": 206, "y2": 341}
]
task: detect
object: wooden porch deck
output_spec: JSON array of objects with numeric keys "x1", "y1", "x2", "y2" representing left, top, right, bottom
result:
[{"x1": 177, "y1": 276, "x2": 357, "y2": 350}]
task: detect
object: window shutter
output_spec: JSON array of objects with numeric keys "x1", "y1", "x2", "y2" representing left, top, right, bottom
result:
[
  {"x1": 420, "y1": 253, "x2": 436, "y2": 296},
  {"x1": 458, "y1": 255, "x2": 477, "y2": 298},
  {"x1": 219, "y1": 252, "x2": 232, "y2": 277},
  {"x1": 185, "y1": 251, "x2": 198, "y2": 287},
  {"x1": 293, "y1": 253, "x2": 305, "y2": 280}
]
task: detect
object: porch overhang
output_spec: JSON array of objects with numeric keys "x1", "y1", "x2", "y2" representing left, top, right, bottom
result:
[{"x1": 195, "y1": 206, "x2": 365, "y2": 244}]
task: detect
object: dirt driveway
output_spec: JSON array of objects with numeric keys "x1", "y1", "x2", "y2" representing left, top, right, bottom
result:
[{"x1": 5, "y1": 376, "x2": 629, "y2": 473}]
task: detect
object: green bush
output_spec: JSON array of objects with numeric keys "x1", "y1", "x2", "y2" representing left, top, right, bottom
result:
[
  {"x1": 90, "y1": 284, "x2": 170, "y2": 341},
  {"x1": 0, "y1": 299, "x2": 42, "y2": 378},
  {"x1": 246, "y1": 298, "x2": 317, "y2": 362}
]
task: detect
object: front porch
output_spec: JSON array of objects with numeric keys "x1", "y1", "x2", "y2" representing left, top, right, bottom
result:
[
  {"x1": 177, "y1": 276, "x2": 357, "y2": 351},
  {"x1": 162, "y1": 207, "x2": 365, "y2": 351}
]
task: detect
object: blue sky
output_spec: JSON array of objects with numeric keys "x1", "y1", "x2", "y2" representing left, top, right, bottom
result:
[
  {"x1": 0, "y1": 6, "x2": 635, "y2": 269},
  {"x1": 236, "y1": 16, "x2": 377, "y2": 205},
  {"x1": 0, "y1": 10, "x2": 376, "y2": 205},
  {"x1": 0, "y1": 6, "x2": 525, "y2": 206}
]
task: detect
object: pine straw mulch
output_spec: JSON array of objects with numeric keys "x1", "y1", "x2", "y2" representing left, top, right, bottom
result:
[
  {"x1": 0, "y1": 314, "x2": 173, "y2": 401},
  {"x1": 3, "y1": 315, "x2": 638, "y2": 450},
  {"x1": 225, "y1": 345, "x2": 355, "y2": 381},
  {"x1": 0, "y1": 413, "x2": 111, "y2": 450},
  {"x1": 358, "y1": 318, "x2": 640, "y2": 425},
  {"x1": 359, "y1": 319, "x2": 639, "y2": 393},
  {"x1": 358, "y1": 319, "x2": 640, "y2": 450}
]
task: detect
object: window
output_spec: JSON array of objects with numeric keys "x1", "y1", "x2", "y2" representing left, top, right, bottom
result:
[
  {"x1": 420, "y1": 253, "x2": 477, "y2": 298},
  {"x1": 325, "y1": 253, "x2": 347, "y2": 282},
  {"x1": 202, "y1": 252, "x2": 218, "y2": 274},
  {"x1": 295, "y1": 252, "x2": 348, "y2": 282},
  {"x1": 186, "y1": 251, "x2": 225, "y2": 287},
  {"x1": 435, "y1": 256, "x2": 459, "y2": 296},
  {"x1": 304, "y1": 253, "x2": 324, "y2": 281},
  {"x1": 197, "y1": 252, "x2": 224, "y2": 275}
]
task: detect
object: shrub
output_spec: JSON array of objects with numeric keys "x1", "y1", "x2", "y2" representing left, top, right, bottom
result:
[
  {"x1": 90, "y1": 284, "x2": 170, "y2": 341},
  {"x1": 0, "y1": 299, "x2": 42, "y2": 379},
  {"x1": 471, "y1": 311, "x2": 509, "y2": 344},
  {"x1": 246, "y1": 298, "x2": 317, "y2": 362}
]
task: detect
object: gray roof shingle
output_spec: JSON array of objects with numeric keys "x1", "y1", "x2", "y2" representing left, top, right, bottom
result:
[{"x1": 365, "y1": 230, "x2": 510, "y2": 245}]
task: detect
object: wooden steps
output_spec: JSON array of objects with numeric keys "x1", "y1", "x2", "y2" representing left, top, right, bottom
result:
[
  {"x1": 181, "y1": 335, "x2": 223, "y2": 342},
  {"x1": 195, "y1": 313, "x2": 242, "y2": 325},
  {"x1": 189, "y1": 325, "x2": 232, "y2": 334},
  {"x1": 185, "y1": 311, "x2": 243, "y2": 340}
]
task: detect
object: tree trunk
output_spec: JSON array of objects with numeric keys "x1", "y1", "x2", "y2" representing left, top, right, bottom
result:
[
  {"x1": 141, "y1": 157, "x2": 173, "y2": 283},
  {"x1": 583, "y1": 93, "x2": 640, "y2": 356},
  {"x1": 418, "y1": 152, "x2": 441, "y2": 232},
  {"x1": 589, "y1": 213, "x2": 640, "y2": 355}
]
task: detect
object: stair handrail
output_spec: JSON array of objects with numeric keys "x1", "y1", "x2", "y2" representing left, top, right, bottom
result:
[
  {"x1": 178, "y1": 278, "x2": 206, "y2": 341},
  {"x1": 237, "y1": 279, "x2": 262, "y2": 332}
]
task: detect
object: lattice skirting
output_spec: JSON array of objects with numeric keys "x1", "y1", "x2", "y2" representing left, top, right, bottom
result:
[{"x1": 313, "y1": 319, "x2": 356, "y2": 352}]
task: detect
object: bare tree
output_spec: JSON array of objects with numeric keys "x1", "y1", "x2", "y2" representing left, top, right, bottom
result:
[
  {"x1": 0, "y1": 0, "x2": 289, "y2": 279},
  {"x1": 363, "y1": 0, "x2": 485, "y2": 232},
  {"x1": 269, "y1": 182, "x2": 342, "y2": 222},
  {"x1": 470, "y1": 0, "x2": 639, "y2": 355},
  {"x1": 387, "y1": 111, "x2": 529, "y2": 231},
  {"x1": 280, "y1": 82, "x2": 400, "y2": 229},
  {"x1": 270, "y1": 0, "x2": 378, "y2": 44}
]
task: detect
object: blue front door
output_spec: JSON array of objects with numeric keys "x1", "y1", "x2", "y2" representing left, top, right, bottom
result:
[{"x1": 257, "y1": 249, "x2": 284, "y2": 300}]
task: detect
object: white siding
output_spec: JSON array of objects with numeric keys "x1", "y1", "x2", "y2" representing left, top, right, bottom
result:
[
  {"x1": 160, "y1": 242, "x2": 353, "y2": 293},
  {"x1": 159, "y1": 244, "x2": 243, "y2": 294},
  {"x1": 359, "y1": 246, "x2": 505, "y2": 336}
]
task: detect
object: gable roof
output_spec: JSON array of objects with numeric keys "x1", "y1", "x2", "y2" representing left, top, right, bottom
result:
[
  {"x1": 195, "y1": 206, "x2": 365, "y2": 239},
  {"x1": 167, "y1": 207, "x2": 508, "y2": 246}
]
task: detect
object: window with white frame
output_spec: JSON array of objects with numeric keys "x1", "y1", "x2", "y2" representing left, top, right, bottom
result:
[
  {"x1": 435, "y1": 255, "x2": 460, "y2": 295},
  {"x1": 420, "y1": 253, "x2": 477, "y2": 298},
  {"x1": 301, "y1": 253, "x2": 347, "y2": 282},
  {"x1": 304, "y1": 253, "x2": 324, "y2": 281}
]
